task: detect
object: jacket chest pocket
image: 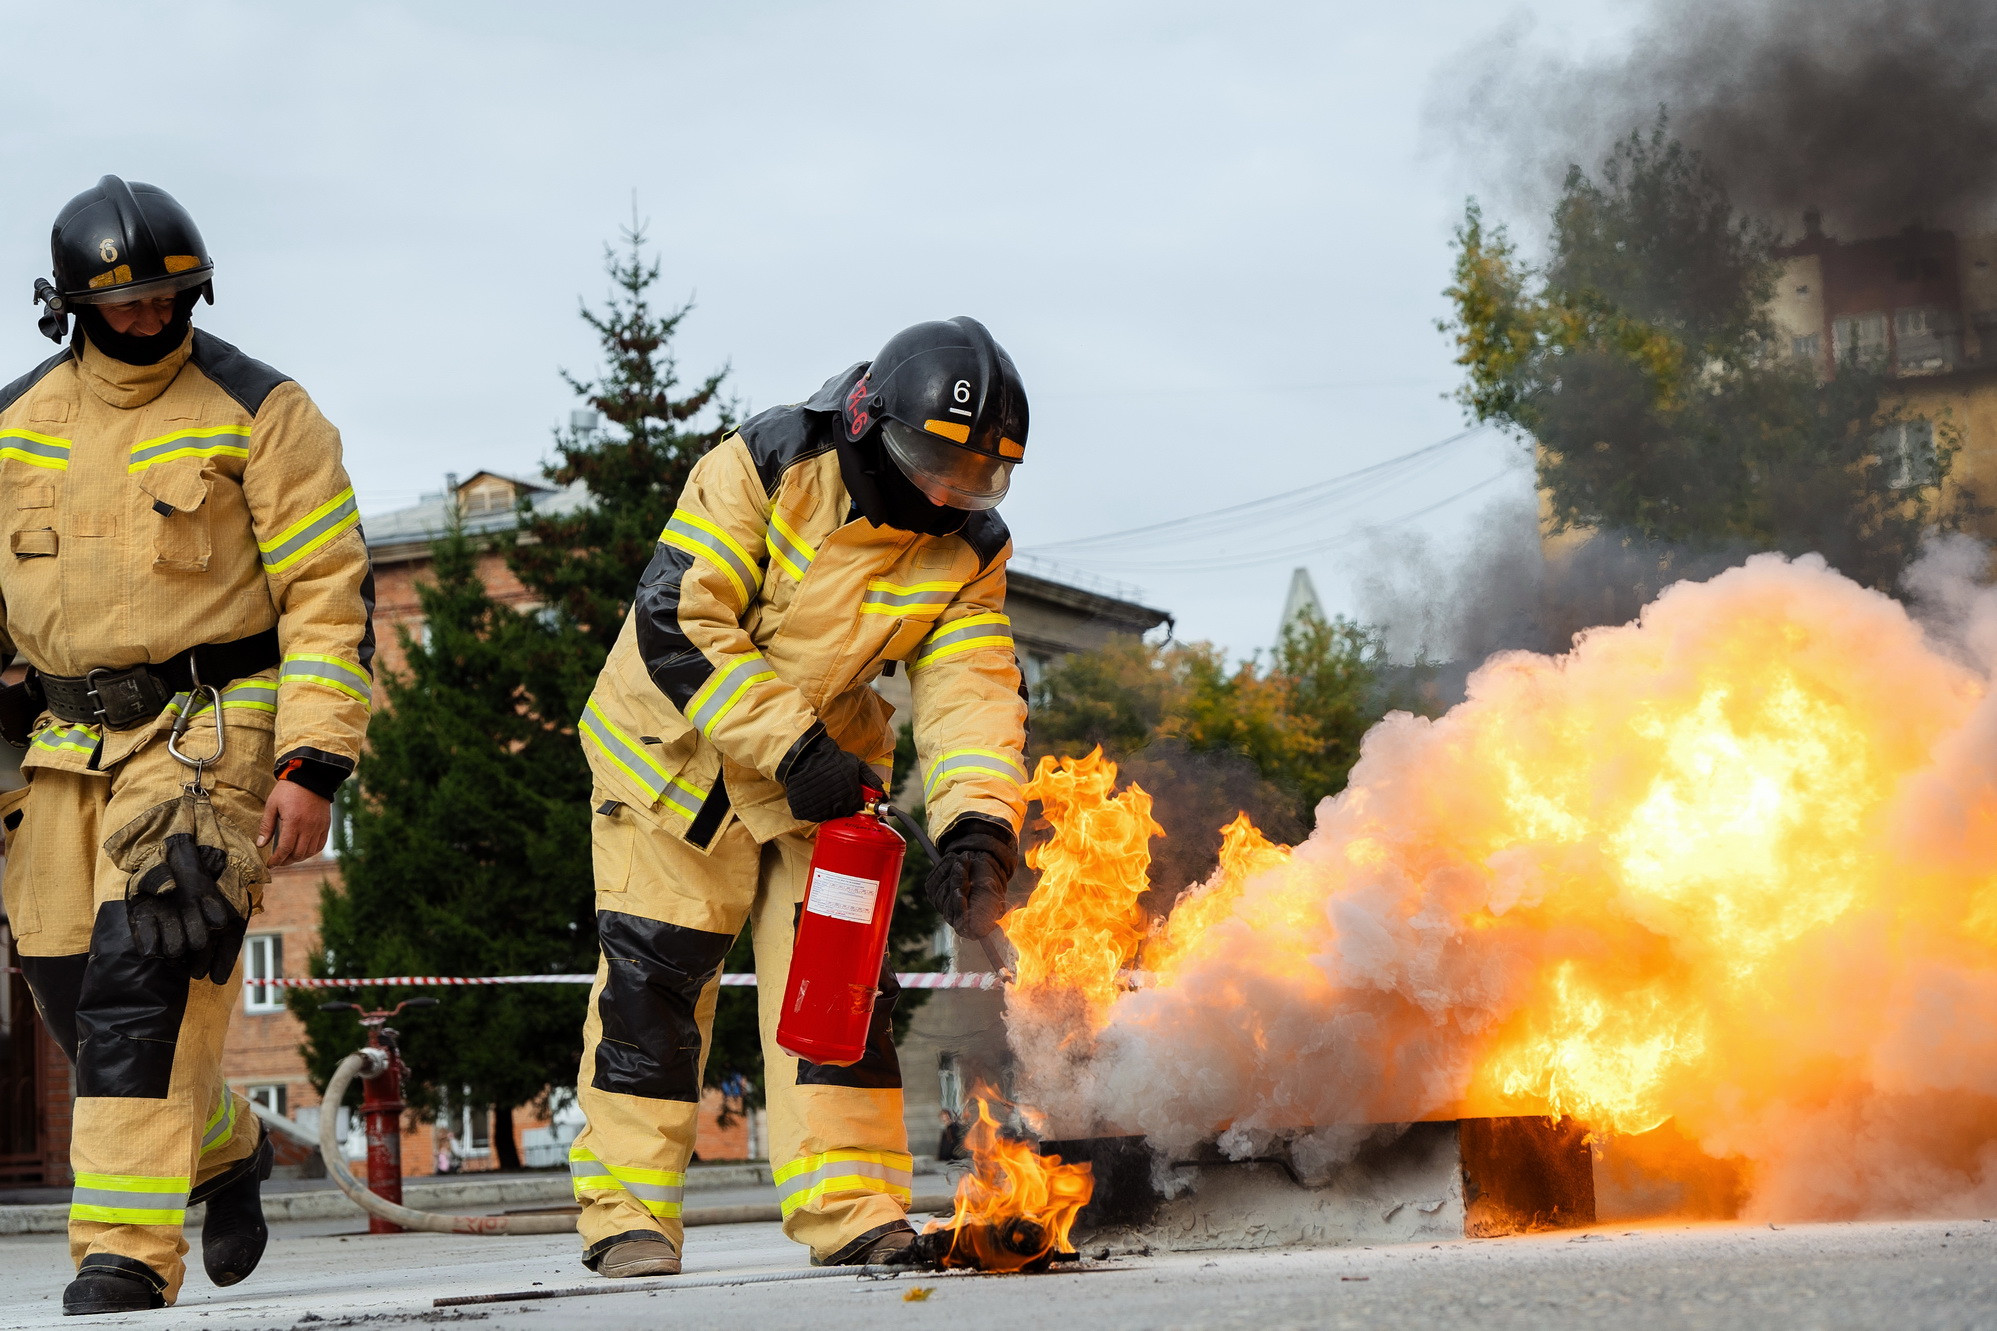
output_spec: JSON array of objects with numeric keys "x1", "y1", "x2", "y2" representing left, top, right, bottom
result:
[
  {"x1": 9, "y1": 482, "x2": 58, "y2": 559},
  {"x1": 135, "y1": 466, "x2": 212, "y2": 572}
]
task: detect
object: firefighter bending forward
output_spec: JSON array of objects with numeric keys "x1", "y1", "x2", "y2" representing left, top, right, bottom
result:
[
  {"x1": 0, "y1": 178, "x2": 374, "y2": 1315},
  {"x1": 572, "y1": 318, "x2": 1030, "y2": 1276}
]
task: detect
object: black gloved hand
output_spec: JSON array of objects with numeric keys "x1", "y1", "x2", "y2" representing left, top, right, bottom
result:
[
  {"x1": 127, "y1": 832, "x2": 245, "y2": 982},
  {"x1": 924, "y1": 816, "x2": 1019, "y2": 940},
  {"x1": 783, "y1": 730, "x2": 872, "y2": 823}
]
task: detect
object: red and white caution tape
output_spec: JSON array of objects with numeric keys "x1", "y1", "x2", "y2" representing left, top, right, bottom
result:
[{"x1": 256, "y1": 971, "x2": 1002, "y2": 991}]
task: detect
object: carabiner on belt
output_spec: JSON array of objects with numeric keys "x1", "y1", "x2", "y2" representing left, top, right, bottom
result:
[{"x1": 166, "y1": 655, "x2": 227, "y2": 795}]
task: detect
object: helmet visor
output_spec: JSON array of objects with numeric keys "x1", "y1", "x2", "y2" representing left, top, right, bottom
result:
[
  {"x1": 882, "y1": 419, "x2": 1013, "y2": 510},
  {"x1": 67, "y1": 267, "x2": 211, "y2": 306}
]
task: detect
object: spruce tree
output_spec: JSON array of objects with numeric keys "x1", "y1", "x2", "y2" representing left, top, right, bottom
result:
[{"x1": 295, "y1": 522, "x2": 591, "y2": 1168}]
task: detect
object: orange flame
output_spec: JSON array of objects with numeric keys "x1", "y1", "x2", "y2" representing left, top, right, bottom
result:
[
  {"x1": 995, "y1": 558, "x2": 1997, "y2": 1217},
  {"x1": 1004, "y1": 749, "x2": 1161, "y2": 1020},
  {"x1": 926, "y1": 1095, "x2": 1094, "y2": 1271}
]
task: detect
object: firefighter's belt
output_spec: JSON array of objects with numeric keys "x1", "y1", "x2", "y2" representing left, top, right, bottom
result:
[{"x1": 38, "y1": 629, "x2": 281, "y2": 730}]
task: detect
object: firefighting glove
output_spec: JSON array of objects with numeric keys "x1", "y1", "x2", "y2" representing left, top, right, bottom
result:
[
  {"x1": 783, "y1": 730, "x2": 872, "y2": 823},
  {"x1": 925, "y1": 816, "x2": 1019, "y2": 940},
  {"x1": 127, "y1": 833, "x2": 245, "y2": 983}
]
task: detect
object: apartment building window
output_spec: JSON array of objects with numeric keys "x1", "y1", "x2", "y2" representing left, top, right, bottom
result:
[
  {"x1": 1832, "y1": 312, "x2": 1888, "y2": 366},
  {"x1": 1791, "y1": 333, "x2": 1821, "y2": 362},
  {"x1": 1878, "y1": 421, "x2": 1937, "y2": 490},
  {"x1": 243, "y1": 934, "x2": 284, "y2": 1013},
  {"x1": 1893, "y1": 306, "x2": 1958, "y2": 373},
  {"x1": 247, "y1": 1084, "x2": 287, "y2": 1117}
]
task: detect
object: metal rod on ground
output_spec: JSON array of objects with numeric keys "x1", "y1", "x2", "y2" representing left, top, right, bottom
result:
[{"x1": 436, "y1": 1264, "x2": 911, "y2": 1306}]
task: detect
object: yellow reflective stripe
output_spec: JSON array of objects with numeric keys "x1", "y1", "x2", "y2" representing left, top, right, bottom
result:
[
  {"x1": 259, "y1": 488, "x2": 360, "y2": 573},
  {"x1": 861, "y1": 579, "x2": 962, "y2": 616},
  {"x1": 773, "y1": 1150, "x2": 914, "y2": 1218},
  {"x1": 913, "y1": 613, "x2": 1013, "y2": 670},
  {"x1": 280, "y1": 655, "x2": 372, "y2": 706},
  {"x1": 661, "y1": 774, "x2": 707, "y2": 822},
  {"x1": 128, "y1": 425, "x2": 252, "y2": 472},
  {"x1": 71, "y1": 1171, "x2": 190, "y2": 1226},
  {"x1": 32, "y1": 723, "x2": 99, "y2": 756},
  {"x1": 923, "y1": 747, "x2": 1028, "y2": 800},
  {"x1": 165, "y1": 681, "x2": 280, "y2": 719},
  {"x1": 579, "y1": 698, "x2": 683, "y2": 810},
  {"x1": 0, "y1": 428, "x2": 71, "y2": 470},
  {"x1": 765, "y1": 512, "x2": 818, "y2": 581},
  {"x1": 686, "y1": 654, "x2": 776, "y2": 737},
  {"x1": 661, "y1": 509, "x2": 762, "y2": 605},
  {"x1": 201, "y1": 1089, "x2": 237, "y2": 1155},
  {"x1": 569, "y1": 1147, "x2": 684, "y2": 1216}
]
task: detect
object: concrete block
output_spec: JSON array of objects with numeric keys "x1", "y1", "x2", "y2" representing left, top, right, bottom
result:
[{"x1": 1043, "y1": 1117, "x2": 1595, "y2": 1254}]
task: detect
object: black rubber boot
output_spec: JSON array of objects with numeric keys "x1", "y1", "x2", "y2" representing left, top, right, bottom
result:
[
  {"x1": 198, "y1": 1128, "x2": 273, "y2": 1287},
  {"x1": 815, "y1": 1220, "x2": 920, "y2": 1266},
  {"x1": 63, "y1": 1255, "x2": 167, "y2": 1315}
]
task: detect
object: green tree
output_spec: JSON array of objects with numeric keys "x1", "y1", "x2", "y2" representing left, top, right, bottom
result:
[
  {"x1": 1029, "y1": 608, "x2": 1389, "y2": 831},
  {"x1": 1441, "y1": 119, "x2": 1975, "y2": 592},
  {"x1": 294, "y1": 522, "x2": 591, "y2": 1168}
]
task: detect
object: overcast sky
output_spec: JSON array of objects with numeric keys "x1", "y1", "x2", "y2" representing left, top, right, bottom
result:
[{"x1": 0, "y1": 0, "x2": 1643, "y2": 656}]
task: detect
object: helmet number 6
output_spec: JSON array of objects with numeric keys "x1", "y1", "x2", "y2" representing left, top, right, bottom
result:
[
  {"x1": 99, "y1": 239, "x2": 119, "y2": 263},
  {"x1": 953, "y1": 379, "x2": 971, "y2": 403}
]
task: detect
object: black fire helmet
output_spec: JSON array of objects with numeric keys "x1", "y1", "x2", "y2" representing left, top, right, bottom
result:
[
  {"x1": 849, "y1": 317, "x2": 1028, "y2": 511},
  {"x1": 34, "y1": 175, "x2": 214, "y2": 342}
]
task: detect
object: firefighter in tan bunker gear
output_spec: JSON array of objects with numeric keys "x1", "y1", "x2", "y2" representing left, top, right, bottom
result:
[
  {"x1": 1, "y1": 178, "x2": 374, "y2": 1316},
  {"x1": 572, "y1": 318, "x2": 1030, "y2": 1277}
]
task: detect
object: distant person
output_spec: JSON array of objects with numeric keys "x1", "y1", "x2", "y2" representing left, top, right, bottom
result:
[
  {"x1": 0, "y1": 177, "x2": 374, "y2": 1315},
  {"x1": 935, "y1": 1109, "x2": 966, "y2": 1163},
  {"x1": 567, "y1": 319, "x2": 1031, "y2": 1279},
  {"x1": 435, "y1": 1132, "x2": 460, "y2": 1175}
]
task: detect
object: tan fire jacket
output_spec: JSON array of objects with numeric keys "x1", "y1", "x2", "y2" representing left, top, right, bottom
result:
[
  {"x1": 582, "y1": 368, "x2": 1028, "y2": 850},
  {"x1": 0, "y1": 328, "x2": 374, "y2": 792}
]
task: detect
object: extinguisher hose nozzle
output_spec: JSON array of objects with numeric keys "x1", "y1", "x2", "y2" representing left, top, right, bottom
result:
[{"x1": 878, "y1": 800, "x2": 1016, "y2": 982}]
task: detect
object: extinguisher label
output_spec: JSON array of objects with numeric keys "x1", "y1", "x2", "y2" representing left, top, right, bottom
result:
[{"x1": 806, "y1": 867, "x2": 880, "y2": 925}]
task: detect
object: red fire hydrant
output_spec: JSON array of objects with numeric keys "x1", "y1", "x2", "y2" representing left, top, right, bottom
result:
[{"x1": 321, "y1": 997, "x2": 436, "y2": 1235}]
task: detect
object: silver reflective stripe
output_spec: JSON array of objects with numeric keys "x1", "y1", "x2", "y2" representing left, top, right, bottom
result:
[
  {"x1": 128, "y1": 426, "x2": 251, "y2": 471},
  {"x1": 569, "y1": 1156, "x2": 614, "y2": 1187},
  {"x1": 200, "y1": 1092, "x2": 235, "y2": 1153},
  {"x1": 70, "y1": 1185, "x2": 191, "y2": 1209},
  {"x1": 687, "y1": 654, "x2": 776, "y2": 735},
  {"x1": 579, "y1": 702, "x2": 669, "y2": 803},
  {"x1": 259, "y1": 490, "x2": 360, "y2": 572},
  {"x1": 168, "y1": 681, "x2": 279, "y2": 718},
  {"x1": 662, "y1": 511, "x2": 761, "y2": 599},
  {"x1": 33, "y1": 724, "x2": 98, "y2": 756},
  {"x1": 774, "y1": 1158, "x2": 913, "y2": 1205},
  {"x1": 862, "y1": 581, "x2": 959, "y2": 611},
  {"x1": 280, "y1": 656, "x2": 372, "y2": 705},
  {"x1": 923, "y1": 749, "x2": 1028, "y2": 800},
  {"x1": 0, "y1": 429, "x2": 71, "y2": 469},
  {"x1": 765, "y1": 516, "x2": 816, "y2": 580},
  {"x1": 619, "y1": 1177, "x2": 683, "y2": 1207}
]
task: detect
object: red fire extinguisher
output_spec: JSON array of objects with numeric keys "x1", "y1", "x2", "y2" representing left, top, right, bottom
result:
[{"x1": 777, "y1": 789, "x2": 907, "y2": 1066}]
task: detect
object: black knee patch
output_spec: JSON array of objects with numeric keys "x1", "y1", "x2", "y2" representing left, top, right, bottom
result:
[
  {"x1": 796, "y1": 966, "x2": 903, "y2": 1090},
  {"x1": 75, "y1": 902, "x2": 188, "y2": 1098},
  {"x1": 592, "y1": 910, "x2": 734, "y2": 1101},
  {"x1": 19, "y1": 952, "x2": 87, "y2": 1063}
]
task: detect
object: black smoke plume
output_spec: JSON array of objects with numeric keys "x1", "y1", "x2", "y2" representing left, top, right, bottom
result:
[{"x1": 1445, "y1": 0, "x2": 1997, "y2": 234}]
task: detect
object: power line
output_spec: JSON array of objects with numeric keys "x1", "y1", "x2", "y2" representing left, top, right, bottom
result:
[
  {"x1": 1032, "y1": 469, "x2": 1513, "y2": 575},
  {"x1": 1027, "y1": 426, "x2": 1491, "y2": 554}
]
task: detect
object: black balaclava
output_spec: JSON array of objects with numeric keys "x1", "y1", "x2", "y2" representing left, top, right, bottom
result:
[
  {"x1": 835, "y1": 371, "x2": 969, "y2": 536},
  {"x1": 74, "y1": 288, "x2": 201, "y2": 366}
]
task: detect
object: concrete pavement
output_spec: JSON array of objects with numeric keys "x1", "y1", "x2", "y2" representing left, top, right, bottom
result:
[{"x1": 0, "y1": 1213, "x2": 1990, "y2": 1329}]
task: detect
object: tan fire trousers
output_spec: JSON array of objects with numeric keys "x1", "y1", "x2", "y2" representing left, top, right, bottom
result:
[
  {"x1": 1, "y1": 707, "x2": 270, "y2": 1304},
  {"x1": 572, "y1": 805, "x2": 911, "y2": 1267}
]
